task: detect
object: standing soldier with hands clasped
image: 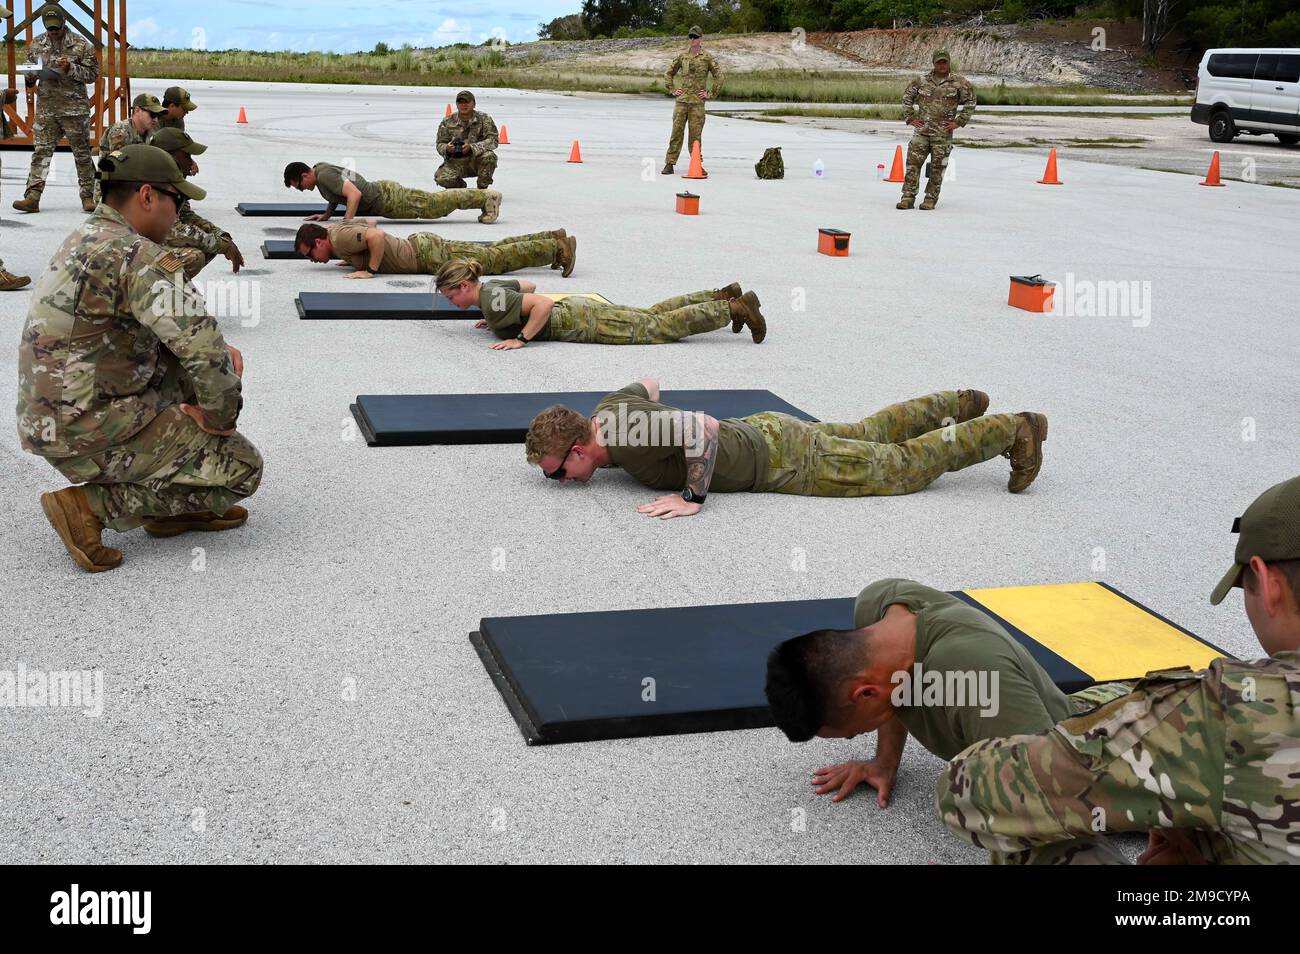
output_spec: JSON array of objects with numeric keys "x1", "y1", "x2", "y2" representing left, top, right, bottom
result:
[
  {"x1": 661, "y1": 26, "x2": 722, "y2": 177},
  {"x1": 898, "y1": 51, "x2": 975, "y2": 211}
]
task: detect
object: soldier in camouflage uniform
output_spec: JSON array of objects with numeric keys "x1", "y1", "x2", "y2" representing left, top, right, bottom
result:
[
  {"x1": 94, "y1": 94, "x2": 166, "y2": 204},
  {"x1": 295, "y1": 222, "x2": 576, "y2": 278},
  {"x1": 149, "y1": 128, "x2": 244, "y2": 280},
  {"x1": 16, "y1": 145, "x2": 262, "y2": 573},
  {"x1": 159, "y1": 86, "x2": 195, "y2": 131},
  {"x1": 284, "y1": 160, "x2": 501, "y2": 224},
  {"x1": 436, "y1": 261, "x2": 763, "y2": 348},
  {"x1": 662, "y1": 26, "x2": 722, "y2": 177},
  {"x1": 434, "y1": 90, "x2": 498, "y2": 189},
  {"x1": 523, "y1": 384, "x2": 1048, "y2": 519},
  {"x1": 15, "y1": 7, "x2": 100, "y2": 214},
  {"x1": 937, "y1": 475, "x2": 1300, "y2": 864},
  {"x1": 898, "y1": 51, "x2": 976, "y2": 211},
  {"x1": 1, "y1": 49, "x2": 31, "y2": 290}
]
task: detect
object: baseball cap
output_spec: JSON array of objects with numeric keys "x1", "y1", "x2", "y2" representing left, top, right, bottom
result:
[
  {"x1": 455, "y1": 90, "x2": 474, "y2": 103},
  {"x1": 148, "y1": 126, "x2": 207, "y2": 155},
  {"x1": 133, "y1": 93, "x2": 166, "y2": 115},
  {"x1": 43, "y1": 8, "x2": 65, "y2": 27},
  {"x1": 163, "y1": 86, "x2": 197, "y2": 112},
  {"x1": 97, "y1": 145, "x2": 206, "y2": 200},
  {"x1": 1211, "y1": 476, "x2": 1300, "y2": 604},
  {"x1": 688, "y1": 25, "x2": 703, "y2": 38},
  {"x1": 933, "y1": 50, "x2": 951, "y2": 63}
]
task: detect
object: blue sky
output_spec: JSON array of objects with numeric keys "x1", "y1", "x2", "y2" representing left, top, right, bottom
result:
[{"x1": 126, "y1": 1, "x2": 579, "y2": 53}]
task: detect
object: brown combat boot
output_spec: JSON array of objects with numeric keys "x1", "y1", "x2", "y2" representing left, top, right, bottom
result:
[
  {"x1": 661, "y1": 163, "x2": 674, "y2": 175},
  {"x1": 956, "y1": 389, "x2": 990, "y2": 423},
  {"x1": 1007, "y1": 412, "x2": 1048, "y2": 493},
  {"x1": 554, "y1": 235, "x2": 577, "y2": 278},
  {"x1": 715, "y1": 282, "x2": 741, "y2": 304},
  {"x1": 81, "y1": 196, "x2": 95, "y2": 212},
  {"x1": 476, "y1": 175, "x2": 493, "y2": 188},
  {"x1": 40, "y1": 487, "x2": 123, "y2": 572},
  {"x1": 0, "y1": 269, "x2": 32, "y2": 291},
  {"x1": 728, "y1": 291, "x2": 766, "y2": 344},
  {"x1": 919, "y1": 197, "x2": 937, "y2": 210},
  {"x1": 478, "y1": 190, "x2": 502, "y2": 224},
  {"x1": 12, "y1": 193, "x2": 40, "y2": 213},
  {"x1": 550, "y1": 230, "x2": 567, "y2": 269},
  {"x1": 727, "y1": 286, "x2": 758, "y2": 333},
  {"x1": 896, "y1": 197, "x2": 914, "y2": 210},
  {"x1": 144, "y1": 506, "x2": 249, "y2": 538}
]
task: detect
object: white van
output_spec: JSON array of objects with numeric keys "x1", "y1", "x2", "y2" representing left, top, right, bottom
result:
[{"x1": 1192, "y1": 49, "x2": 1300, "y2": 145}]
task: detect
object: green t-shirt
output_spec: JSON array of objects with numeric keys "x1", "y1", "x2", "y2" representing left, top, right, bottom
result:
[
  {"x1": 592, "y1": 383, "x2": 768, "y2": 493},
  {"x1": 313, "y1": 163, "x2": 382, "y2": 216},
  {"x1": 477, "y1": 279, "x2": 551, "y2": 341},
  {"x1": 854, "y1": 579, "x2": 1073, "y2": 760}
]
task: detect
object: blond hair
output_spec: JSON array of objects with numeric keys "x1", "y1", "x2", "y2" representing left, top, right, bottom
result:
[
  {"x1": 525, "y1": 405, "x2": 592, "y2": 465},
  {"x1": 435, "y1": 258, "x2": 484, "y2": 291}
]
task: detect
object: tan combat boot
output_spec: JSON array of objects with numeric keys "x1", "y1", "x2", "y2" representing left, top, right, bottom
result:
[
  {"x1": 728, "y1": 291, "x2": 766, "y2": 344},
  {"x1": 896, "y1": 197, "x2": 914, "y2": 210},
  {"x1": 81, "y1": 196, "x2": 95, "y2": 213},
  {"x1": 1007, "y1": 412, "x2": 1048, "y2": 493},
  {"x1": 0, "y1": 269, "x2": 32, "y2": 291},
  {"x1": 661, "y1": 163, "x2": 674, "y2": 175},
  {"x1": 550, "y1": 229, "x2": 567, "y2": 269},
  {"x1": 714, "y1": 282, "x2": 741, "y2": 303},
  {"x1": 556, "y1": 235, "x2": 577, "y2": 278},
  {"x1": 12, "y1": 193, "x2": 40, "y2": 213},
  {"x1": 40, "y1": 487, "x2": 123, "y2": 572},
  {"x1": 726, "y1": 285, "x2": 756, "y2": 333},
  {"x1": 956, "y1": 389, "x2": 990, "y2": 423},
  {"x1": 144, "y1": 506, "x2": 249, "y2": 538},
  {"x1": 919, "y1": 197, "x2": 938, "y2": 210},
  {"x1": 478, "y1": 190, "x2": 502, "y2": 224}
]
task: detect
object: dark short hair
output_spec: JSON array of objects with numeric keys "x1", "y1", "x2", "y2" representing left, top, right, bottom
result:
[
  {"x1": 295, "y1": 223, "x2": 327, "y2": 252},
  {"x1": 100, "y1": 178, "x2": 148, "y2": 204},
  {"x1": 765, "y1": 628, "x2": 868, "y2": 742},
  {"x1": 283, "y1": 161, "x2": 311, "y2": 187}
]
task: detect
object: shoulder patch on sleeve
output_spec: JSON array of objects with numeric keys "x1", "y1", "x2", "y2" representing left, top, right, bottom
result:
[{"x1": 155, "y1": 251, "x2": 186, "y2": 274}]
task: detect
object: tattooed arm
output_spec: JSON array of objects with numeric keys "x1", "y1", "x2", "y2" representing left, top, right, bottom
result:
[{"x1": 637, "y1": 410, "x2": 720, "y2": 520}]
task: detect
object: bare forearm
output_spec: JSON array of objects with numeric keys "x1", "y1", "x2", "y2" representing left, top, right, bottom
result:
[
  {"x1": 520, "y1": 300, "x2": 552, "y2": 340},
  {"x1": 682, "y1": 413, "x2": 719, "y2": 499},
  {"x1": 875, "y1": 717, "x2": 907, "y2": 767}
]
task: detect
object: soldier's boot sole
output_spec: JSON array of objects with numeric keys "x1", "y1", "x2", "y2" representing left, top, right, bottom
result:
[
  {"x1": 144, "y1": 506, "x2": 249, "y2": 538},
  {"x1": 560, "y1": 236, "x2": 577, "y2": 278},
  {"x1": 13, "y1": 195, "x2": 40, "y2": 213},
  {"x1": 0, "y1": 271, "x2": 32, "y2": 291},
  {"x1": 740, "y1": 290, "x2": 766, "y2": 344},
  {"x1": 40, "y1": 487, "x2": 123, "y2": 573},
  {"x1": 956, "y1": 389, "x2": 990, "y2": 423},
  {"x1": 1008, "y1": 412, "x2": 1048, "y2": 494},
  {"x1": 478, "y1": 190, "x2": 502, "y2": 224}
]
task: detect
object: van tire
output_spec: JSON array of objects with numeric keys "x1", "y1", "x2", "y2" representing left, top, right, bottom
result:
[
  {"x1": 1278, "y1": 133, "x2": 1300, "y2": 146},
  {"x1": 1209, "y1": 111, "x2": 1236, "y2": 143}
]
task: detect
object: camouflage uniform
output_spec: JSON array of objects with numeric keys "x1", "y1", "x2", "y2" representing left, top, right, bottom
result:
[
  {"x1": 434, "y1": 109, "x2": 499, "y2": 188},
  {"x1": 374, "y1": 180, "x2": 492, "y2": 220},
  {"x1": 755, "y1": 147, "x2": 784, "y2": 179},
  {"x1": 409, "y1": 231, "x2": 559, "y2": 275},
  {"x1": 93, "y1": 121, "x2": 147, "y2": 204},
  {"x1": 22, "y1": 29, "x2": 99, "y2": 203},
  {"x1": 746, "y1": 391, "x2": 1017, "y2": 496},
  {"x1": 664, "y1": 50, "x2": 722, "y2": 167},
  {"x1": 1, "y1": 96, "x2": 11, "y2": 273},
  {"x1": 545, "y1": 291, "x2": 729, "y2": 345},
  {"x1": 900, "y1": 68, "x2": 975, "y2": 205},
  {"x1": 161, "y1": 200, "x2": 234, "y2": 281},
  {"x1": 937, "y1": 653, "x2": 1300, "y2": 864},
  {"x1": 16, "y1": 206, "x2": 262, "y2": 531}
]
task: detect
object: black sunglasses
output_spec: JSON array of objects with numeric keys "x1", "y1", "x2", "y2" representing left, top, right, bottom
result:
[
  {"x1": 153, "y1": 186, "x2": 184, "y2": 205},
  {"x1": 544, "y1": 444, "x2": 577, "y2": 480}
]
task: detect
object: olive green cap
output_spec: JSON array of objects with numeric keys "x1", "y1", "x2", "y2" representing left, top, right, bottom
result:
[
  {"x1": 133, "y1": 93, "x2": 166, "y2": 115},
  {"x1": 933, "y1": 50, "x2": 951, "y2": 63},
  {"x1": 148, "y1": 126, "x2": 207, "y2": 155},
  {"x1": 1211, "y1": 476, "x2": 1300, "y2": 605},
  {"x1": 97, "y1": 144, "x2": 205, "y2": 200},
  {"x1": 163, "y1": 86, "x2": 197, "y2": 111},
  {"x1": 688, "y1": 25, "x2": 703, "y2": 38},
  {"x1": 455, "y1": 90, "x2": 474, "y2": 103},
  {"x1": 42, "y1": 8, "x2": 65, "y2": 27}
]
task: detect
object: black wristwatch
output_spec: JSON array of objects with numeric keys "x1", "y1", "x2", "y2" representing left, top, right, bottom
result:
[
  {"x1": 516, "y1": 331, "x2": 529, "y2": 345},
  {"x1": 681, "y1": 488, "x2": 706, "y2": 505},
  {"x1": 366, "y1": 266, "x2": 378, "y2": 274}
]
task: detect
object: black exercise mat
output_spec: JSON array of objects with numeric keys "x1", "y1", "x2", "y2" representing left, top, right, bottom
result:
[
  {"x1": 236, "y1": 203, "x2": 331, "y2": 216},
  {"x1": 351, "y1": 389, "x2": 818, "y2": 446},
  {"x1": 265, "y1": 239, "x2": 491, "y2": 259},
  {"x1": 296, "y1": 292, "x2": 460, "y2": 320}
]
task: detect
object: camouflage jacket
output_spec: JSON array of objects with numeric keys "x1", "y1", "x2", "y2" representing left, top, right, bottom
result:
[
  {"x1": 98, "y1": 119, "x2": 147, "y2": 154},
  {"x1": 165, "y1": 200, "x2": 231, "y2": 256},
  {"x1": 24, "y1": 30, "x2": 98, "y2": 114},
  {"x1": 17, "y1": 206, "x2": 241, "y2": 459},
  {"x1": 938, "y1": 652, "x2": 1300, "y2": 865},
  {"x1": 665, "y1": 50, "x2": 722, "y2": 105},
  {"x1": 902, "y1": 71, "x2": 976, "y2": 137},
  {"x1": 436, "y1": 110, "x2": 498, "y2": 159}
]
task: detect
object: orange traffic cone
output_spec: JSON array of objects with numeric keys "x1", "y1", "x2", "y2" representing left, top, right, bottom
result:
[
  {"x1": 236, "y1": 107, "x2": 248, "y2": 124},
  {"x1": 683, "y1": 140, "x2": 706, "y2": 179},
  {"x1": 884, "y1": 145, "x2": 905, "y2": 182},
  {"x1": 444, "y1": 103, "x2": 452, "y2": 117},
  {"x1": 567, "y1": 140, "x2": 583, "y2": 163},
  {"x1": 1038, "y1": 149, "x2": 1063, "y2": 185},
  {"x1": 498, "y1": 125, "x2": 510, "y2": 145},
  {"x1": 1199, "y1": 151, "x2": 1225, "y2": 187}
]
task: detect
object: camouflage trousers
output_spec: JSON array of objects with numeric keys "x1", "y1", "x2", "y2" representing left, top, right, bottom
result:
[
  {"x1": 937, "y1": 659, "x2": 1300, "y2": 865},
  {"x1": 665, "y1": 101, "x2": 706, "y2": 165},
  {"x1": 903, "y1": 133, "x2": 954, "y2": 202},
  {"x1": 746, "y1": 391, "x2": 1017, "y2": 497},
  {"x1": 547, "y1": 290, "x2": 728, "y2": 345},
  {"x1": 375, "y1": 180, "x2": 488, "y2": 220},
  {"x1": 410, "y1": 230, "x2": 556, "y2": 275},
  {"x1": 48, "y1": 405, "x2": 263, "y2": 533},
  {"x1": 25, "y1": 111, "x2": 96, "y2": 200},
  {"x1": 434, "y1": 151, "x2": 498, "y2": 188}
]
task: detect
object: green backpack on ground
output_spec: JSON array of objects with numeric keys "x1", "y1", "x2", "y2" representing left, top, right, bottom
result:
[{"x1": 755, "y1": 147, "x2": 784, "y2": 179}]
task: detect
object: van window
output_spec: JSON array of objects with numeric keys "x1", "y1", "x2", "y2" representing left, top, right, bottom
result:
[
  {"x1": 1276, "y1": 54, "x2": 1300, "y2": 84},
  {"x1": 1208, "y1": 53, "x2": 1260, "y2": 79}
]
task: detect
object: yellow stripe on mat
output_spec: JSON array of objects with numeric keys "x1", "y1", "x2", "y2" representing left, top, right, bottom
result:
[
  {"x1": 544, "y1": 293, "x2": 610, "y2": 304},
  {"x1": 962, "y1": 582, "x2": 1225, "y2": 681}
]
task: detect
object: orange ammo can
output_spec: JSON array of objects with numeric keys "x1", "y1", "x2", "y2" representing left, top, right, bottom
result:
[
  {"x1": 676, "y1": 191, "x2": 700, "y2": 215},
  {"x1": 1008, "y1": 274, "x2": 1056, "y2": 312},
  {"x1": 818, "y1": 228, "x2": 851, "y2": 257}
]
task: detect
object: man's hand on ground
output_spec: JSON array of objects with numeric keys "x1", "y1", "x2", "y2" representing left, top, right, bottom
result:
[
  {"x1": 490, "y1": 338, "x2": 524, "y2": 351},
  {"x1": 637, "y1": 495, "x2": 700, "y2": 520},
  {"x1": 474, "y1": 319, "x2": 487, "y2": 329},
  {"x1": 812, "y1": 759, "x2": 897, "y2": 807},
  {"x1": 303, "y1": 212, "x2": 330, "y2": 222},
  {"x1": 180, "y1": 404, "x2": 235, "y2": 436},
  {"x1": 345, "y1": 270, "x2": 373, "y2": 280}
]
